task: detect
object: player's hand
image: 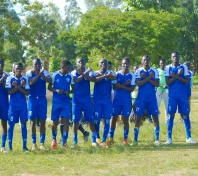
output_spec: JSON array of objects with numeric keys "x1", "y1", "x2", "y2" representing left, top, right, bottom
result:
[
  {"x1": 95, "y1": 72, "x2": 102, "y2": 77},
  {"x1": 149, "y1": 72, "x2": 154, "y2": 78},
  {"x1": 177, "y1": 68, "x2": 183, "y2": 76},
  {"x1": 122, "y1": 80, "x2": 131, "y2": 85},
  {"x1": 105, "y1": 72, "x2": 112, "y2": 78},
  {"x1": 56, "y1": 89, "x2": 64, "y2": 94},
  {"x1": 20, "y1": 79, "x2": 26, "y2": 87},
  {"x1": 39, "y1": 68, "x2": 45, "y2": 75},
  {"x1": 12, "y1": 81, "x2": 18, "y2": 88},
  {"x1": 2, "y1": 73, "x2": 7, "y2": 79},
  {"x1": 116, "y1": 82, "x2": 121, "y2": 88},
  {"x1": 85, "y1": 68, "x2": 92, "y2": 73},
  {"x1": 140, "y1": 73, "x2": 146, "y2": 78},
  {"x1": 170, "y1": 72, "x2": 176, "y2": 78},
  {"x1": 64, "y1": 91, "x2": 70, "y2": 96}
]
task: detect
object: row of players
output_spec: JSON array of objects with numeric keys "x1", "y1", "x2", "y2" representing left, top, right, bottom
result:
[{"x1": 0, "y1": 52, "x2": 196, "y2": 152}]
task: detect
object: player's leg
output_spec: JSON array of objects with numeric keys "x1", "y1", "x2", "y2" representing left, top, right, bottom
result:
[
  {"x1": 31, "y1": 119, "x2": 37, "y2": 150},
  {"x1": 38, "y1": 97, "x2": 47, "y2": 150},
  {"x1": 156, "y1": 90, "x2": 163, "y2": 121},
  {"x1": 0, "y1": 106, "x2": 8, "y2": 152},
  {"x1": 51, "y1": 103, "x2": 61, "y2": 150},
  {"x1": 165, "y1": 97, "x2": 177, "y2": 145},
  {"x1": 20, "y1": 107, "x2": 29, "y2": 152},
  {"x1": 94, "y1": 102, "x2": 102, "y2": 143},
  {"x1": 131, "y1": 100, "x2": 145, "y2": 145},
  {"x1": 61, "y1": 117, "x2": 69, "y2": 148}
]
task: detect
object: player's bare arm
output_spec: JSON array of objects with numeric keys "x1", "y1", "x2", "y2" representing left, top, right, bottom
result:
[{"x1": 48, "y1": 83, "x2": 64, "y2": 94}]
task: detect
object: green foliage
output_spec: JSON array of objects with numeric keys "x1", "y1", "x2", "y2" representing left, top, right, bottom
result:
[{"x1": 74, "y1": 7, "x2": 180, "y2": 68}]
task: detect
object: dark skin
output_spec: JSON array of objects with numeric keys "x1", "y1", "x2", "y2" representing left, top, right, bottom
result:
[
  {"x1": 0, "y1": 61, "x2": 8, "y2": 136},
  {"x1": 135, "y1": 56, "x2": 159, "y2": 128},
  {"x1": 110, "y1": 59, "x2": 135, "y2": 133},
  {"x1": 28, "y1": 59, "x2": 52, "y2": 140},
  {"x1": 8, "y1": 64, "x2": 29, "y2": 125},
  {"x1": 72, "y1": 58, "x2": 96, "y2": 135},
  {"x1": 94, "y1": 59, "x2": 116, "y2": 82},
  {"x1": 48, "y1": 64, "x2": 75, "y2": 135},
  {"x1": 166, "y1": 53, "x2": 189, "y2": 117}
]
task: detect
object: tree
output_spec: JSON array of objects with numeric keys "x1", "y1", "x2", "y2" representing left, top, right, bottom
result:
[{"x1": 73, "y1": 7, "x2": 180, "y2": 67}]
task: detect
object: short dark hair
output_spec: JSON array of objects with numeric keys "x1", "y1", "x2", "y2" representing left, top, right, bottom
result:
[
  {"x1": 160, "y1": 58, "x2": 166, "y2": 63},
  {"x1": 61, "y1": 60, "x2": 71, "y2": 67},
  {"x1": 142, "y1": 55, "x2": 150, "y2": 60},
  {"x1": 107, "y1": 60, "x2": 112, "y2": 65},
  {"x1": 122, "y1": 57, "x2": 130, "y2": 63},
  {"x1": 14, "y1": 62, "x2": 23, "y2": 68},
  {"x1": 171, "y1": 51, "x2": 180, "y2": 56},
  {"x1": 33, "y1": 58, "x2": 41, "y2": 64}
]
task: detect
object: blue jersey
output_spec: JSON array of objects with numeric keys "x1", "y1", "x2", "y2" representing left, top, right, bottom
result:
[
  {"x1": 51, "y1": 71, "x2": 74, "y2": 101},
  {"x1": 113, "y1": 71, "x2": 136, "y2": 102},
  {"x1": 185, "y1": 70, "x2": 193, "y2": 97},
  {"x1": 136, "y1": 67, "x2": 159, "y2": 100},
  {"x1": 26, "y1": 70, "x2": 50, "y2": 97},
  {"x1": 93, "y1": 70, "x2": 115, "y2": 102},
  {"x1": 165, "y1": 64, "x2": 189, "y2": 97},
  {"x1": 0, "y1": 72, "x2": 9, "y2": 106},
  {"x1": 5, "y1": 75, "x2": 29, "y2": 109},
  {"x1": 71, "y1": 69, "x2": 94, "y2": 103}
]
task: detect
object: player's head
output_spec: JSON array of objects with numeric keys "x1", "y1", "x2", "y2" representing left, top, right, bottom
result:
[
  {"x1": 60, "y1": 60, "x2": 71, "y2": 74},
  {"x1": 121, "y1": 58, "x2": 130, "y2": 72},
  {"x1": 159, "y1": 58, "x2": 166, "y2": 69},
  {"x1": 76, "y1": 58, "x2": 85, "y2": 69},
  {"x1": 141, "y1": 56, "x2": 150, "y2": 67},
  {"x1": 133, "y1": 66, "x2": 139, "y2": 72},
  {"x1": 33, "y1": 58, "x2": 42, "y2": 71},
  {"x1": 99, "y1": 58, "x2": 108, "y2": 70},
  {"x1": 107, "y1": 60, "x2": 112, "y2": 70},
  {"x1": 14, "y1": 62, "x2": 23, "y2": 77},
  {"x1": 0, "y1": 58, "x2": 4, "y2": 70},
  {"x1": 171, "y1": 52, "x2": 180, "y2": 64},
  {"x1": 184, "y1": 61, "x2": 191, "y2": 70}
]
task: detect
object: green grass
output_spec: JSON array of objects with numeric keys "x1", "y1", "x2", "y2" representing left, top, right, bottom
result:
[{"x1": 0, "y1": 86, "x2": 198, "y2": 176}]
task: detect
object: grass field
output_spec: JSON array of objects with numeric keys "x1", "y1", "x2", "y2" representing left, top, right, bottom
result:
[{"x1": 0, "y1": 86, "x2": 198, "y2": 176}]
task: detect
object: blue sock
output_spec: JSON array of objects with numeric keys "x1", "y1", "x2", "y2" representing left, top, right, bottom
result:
[
  {"x1": 109, "y1": 128, "x2": 115, "y2": 139},
  {"x1": 1, "y1": 134, "x2": 7, "y2": 148},
  {"x1": 102, "y1": 119, "x2": 110, "y2": 142},
  {"x1": 60, "y1": 124, "x2": 64, "y2": 138},
  {"x1": 167, "y1": 115, "x2": 174, "y2": 139},
  {"x1": 73, "y1": 133, "x2": 78, "y2": 144},
  {"x1": 92, "y1": 132, "x2": 97, "y2": 143},
  {"x1": 154, "y1": 126, "x2": 160, "y2": 141},
  {"x1": 62, "y1": 131, "x2": 68, "y2": 146},
  {"x1": 52, "y1": 130, "x2": 57, "y2": 141},
  {"x1": 32, "y1": 133, "x2": 36, "y2": 144},
  {"x1": 124, "y1": 129, "x2": 129, "y2": 140},
  {"x1": 134, "y1": 128, "x2": 139, "y2": 142},
  {"x1": 21, "y1": 123, "x2": 27, "y2": 148},
  {"x1": 8, "y1": 123, "x2": 14, "y2": 150},
  {"x1": 183, "y1": 115, "x2": 191, "y2": 139},
  {"x1": 94, "y1": 120, "x2": 100, "y2": 139},
  {"x1": 40, "y1": 133, "x2": 46, "y2": 144}
]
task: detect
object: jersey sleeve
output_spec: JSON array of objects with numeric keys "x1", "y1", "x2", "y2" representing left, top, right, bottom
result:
[
  {"x1": 112, "y1": 72, "x2": 118, "y2": 84},
  {"x1": 165, "y1": 66, "x2": 170, "y2": 77},
  {"x1": 183, "y1": 64, "x2": 189, "y2": 76},
  {"x1": 71, "y1": 70, "x2": 77, "y2": 78},
  {"x1": 5, "y1": 76, "x2": 12, "y2": 89},
  {"x1": 24, "y1": 76, "x2": 30, "y2": 90},
  {"x1": 70, "y1": 74, "x2": 74, "y2": 85},
  {"x1": 51, "y1": 72, "x2": 57, "y2": 84},
  {"x1": 131, "y1": 73, "x2": 136, "y2": 86},
  {"x1": 135, "y1": 69, "x2": 141, "y2": 79},
  {"x1": 43, "y1": 70, "x2": 50, "y2": 77},
  {"x1": 153, "y1": 69, "x2": 159, "y2": 79}
]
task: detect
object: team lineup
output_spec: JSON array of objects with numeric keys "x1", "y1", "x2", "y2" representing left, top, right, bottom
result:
[{"x1": 0, "y1": 51, "x2": 196, "y2": 152}]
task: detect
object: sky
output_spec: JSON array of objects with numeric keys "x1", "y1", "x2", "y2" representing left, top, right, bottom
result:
[{"x1": 30, "y1": 0, "x2": 87, "y2": 13}]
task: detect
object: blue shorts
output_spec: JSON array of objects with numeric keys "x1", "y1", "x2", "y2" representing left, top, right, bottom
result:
[
  {"x1": 94, "y1": 100, "x2": 112, "y2": 120},
  {"x1": 8, "y1": 106, "x2": 28, "y2": 124},
  {"x1": 168, "y1": 96, "x2": 190, "y2": 115},
  {"x1": 135, "y1": 98, "x2": 158, "y2": 116},
  {"x1": 28, "y1": 96, "x2": 47, "y2": 120},
  {"x1": 186, "y1": 87, "x2": 191, "y2": 97},
  {"x1": 72, "y1": 101, "x2": 94, "y2": 123},
  {"x1": 112, "y1": 99, "x2": 131, "y2": 118},
  {"x1": 0, "y1": 105, "x2": 8, "y2": 120},
  {"x1": 51, "y1": 99, "x2": 70, "y2": 121}
]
